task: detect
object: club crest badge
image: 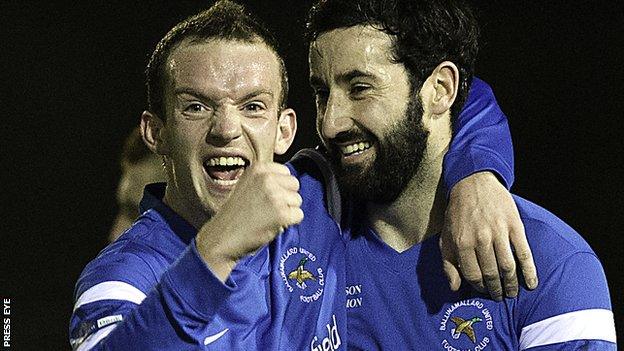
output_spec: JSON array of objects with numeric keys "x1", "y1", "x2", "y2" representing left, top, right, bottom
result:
[
  {"x1": 439, "y1": 299, "x2": 494, "y2": 350},
  {"x1": 279, "y1": 246, "x2": 325, "y2": 303}
]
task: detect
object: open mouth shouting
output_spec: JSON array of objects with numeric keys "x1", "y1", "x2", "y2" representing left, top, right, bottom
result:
[{"x1": 203, "y1": 155, "x2": 249, "y2": 190}]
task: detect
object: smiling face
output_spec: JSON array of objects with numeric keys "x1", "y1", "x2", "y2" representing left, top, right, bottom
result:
[
  {"x1": 309, "y1": 25, "x2": 430, "y2": 202},
  {"x1": 142, "y1": 38, "x2": 296, "y2": 227}
]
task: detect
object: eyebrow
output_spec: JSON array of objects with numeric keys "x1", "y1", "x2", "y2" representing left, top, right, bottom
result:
[
  {"x1": 174, "y1": 88, "x2": 274, "y2": 103},
  {"x1": 339, "y1": 69, "x2": 377, "y2": 83},
  {"x1": 309, "y1": 69, "x2": 378, "y2": 88},
  {"x1": 174, "y1": 87, "x2": 211, "y2": 102},
  {"x1": 237, "y1": 90, "x2": 274, "y2": 103}
]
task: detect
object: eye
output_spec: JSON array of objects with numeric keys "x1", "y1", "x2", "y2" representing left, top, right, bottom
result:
[
  {"x1": 184, "y1": 103, "x2": 208, "y2": 113},
  {"x1": 350, "y1": 83, "x2": 371, "y2": 95},
  {"x1": 243, "y1": 102, "x2": 266, "y2": 113}
]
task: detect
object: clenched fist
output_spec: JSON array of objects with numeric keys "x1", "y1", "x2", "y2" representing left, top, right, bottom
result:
[{"x1": 196, "y1": 162, "x2": 304, "y2": 281}]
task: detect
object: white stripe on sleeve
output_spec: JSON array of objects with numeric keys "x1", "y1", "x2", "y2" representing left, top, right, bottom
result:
[
  {"x1": 73, "y1": 281, "x2": 147, "y2": 311},
  {"x1": 75, "y1": 324, "x2": 117, "y2": 351},
  {"x1": 519, "y1": 308, "x2": 616, "y2": 350}
]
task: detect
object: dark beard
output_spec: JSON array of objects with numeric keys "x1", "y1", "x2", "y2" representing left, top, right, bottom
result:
[{"x1": 328, "y1": 95, "x2": 429, "y2": 203}]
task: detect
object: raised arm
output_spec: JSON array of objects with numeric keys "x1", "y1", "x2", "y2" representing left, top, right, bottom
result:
[
  {"x1": 439, "y1": 77, "x2": 537, "y2": 300},
  {"x1": 69, "y1": 163, "x2": 302, "y2": 350},
  {"x1": 69, "y1": 242, "x2": 268, "y2": 350}
]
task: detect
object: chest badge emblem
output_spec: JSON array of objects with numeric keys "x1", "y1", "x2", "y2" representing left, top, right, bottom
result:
[
  {"x1": 279, "y1": 247, "x2": 325, "y2": 303},
  {"x1": 450, "y1": 316, "x2": 482, "y2": 343},
  {"x1": 288, "y1": 257, "x2": 316, "y2": 289}
]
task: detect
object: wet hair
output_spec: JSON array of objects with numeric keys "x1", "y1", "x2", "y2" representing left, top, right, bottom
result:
[
  {"x1": 146, "y1": 0, "x2": 289, "y2": 120},
  {"x1": 306, "y1": 0, "x2": 479, "y2": 122}
]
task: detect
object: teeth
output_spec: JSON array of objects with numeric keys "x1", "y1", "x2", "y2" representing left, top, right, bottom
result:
[
  {"x1": 207, "y1": 156, "x2": 246, "y2": 166},
  {"x1": 212, "y1": 179, "x2": 239, "y2": 186},
  {"x1": 340, "y1": 141, "x2": 371, "y2": 155}
]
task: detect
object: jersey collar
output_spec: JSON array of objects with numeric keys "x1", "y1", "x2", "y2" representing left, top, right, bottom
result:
[{"x1": 139, "y1": 182, "x2": 197, "y2": 245}]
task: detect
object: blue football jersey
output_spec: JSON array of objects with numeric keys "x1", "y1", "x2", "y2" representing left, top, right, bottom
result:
[
  {"x1": 70, "y1": 155, "x2": 348, "y2": 350},
  {"x1": 69, "y1": 77, "x2": 516, "y2": 350},
  {"x1": 344, "y1": 196, "x2": 616, "y2": 350}
]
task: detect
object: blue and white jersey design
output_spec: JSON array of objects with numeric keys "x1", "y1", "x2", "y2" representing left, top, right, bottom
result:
[
  {"x1": 69, "y1": 77, "x2": 515, "y2": 350},
  {"x1": 70, "y1": 159, "x2": 348, "y2": 350},
  {"x1": 344, "y1": 196, "x2": 616, "y2": 350}
]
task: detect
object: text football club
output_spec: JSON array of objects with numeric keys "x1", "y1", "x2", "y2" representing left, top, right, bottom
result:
[{"x1": 279, "y1": 246, "x2": 325, "y2": 303}]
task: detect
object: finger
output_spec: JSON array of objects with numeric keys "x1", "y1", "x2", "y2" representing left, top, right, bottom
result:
[
  {"x1": 439, "y1": 236, "x2": 461, "y2": 291},
  {"x1": 275, "y1": 174, "x2": 300, "y2": 192},
  {"x1": 510, "y1": 226, "x2": 538, "y2": 290},
  {"x1": 283, "y1": 207, "x2": 304, "y2": 227},
  {"x1": 282, "y1": 191, "x2": 303, "y2": 208},
  {"x1": 443, "y1": 260, "x2": 462, "y2": 291},
  {"x1": 476, "y1": 245, "x2": 503, "y2": 301},
  {"x1": 457, "y1": 249, "x2": 485, "y2": 293},
  {"x1": 494, "y1": 237, "x2": 518, "y2": 297},
  {"x1": 264, "y1": 162, "x2": 292, "y2": 176}
]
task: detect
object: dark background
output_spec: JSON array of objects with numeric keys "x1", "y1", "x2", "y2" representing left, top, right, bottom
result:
[{"x1": 2, "y1": 1, "x2": 622, "y2": 349}]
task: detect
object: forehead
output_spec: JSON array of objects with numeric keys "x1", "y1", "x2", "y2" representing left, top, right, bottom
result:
[
  {"x1": 165, "y1": 38, "x2": 282, "y2": 100},
  {"x1": 309, "y1": 25, "x2": 397, "y2": 80}
]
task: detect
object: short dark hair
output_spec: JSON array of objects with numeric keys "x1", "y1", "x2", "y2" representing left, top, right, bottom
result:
[
  {"x1": 306, "y1": 0, "x2": 479, "y2": 122},
  {"x1": 146, "y1": 0, "x2": 289, "y2": 120}
]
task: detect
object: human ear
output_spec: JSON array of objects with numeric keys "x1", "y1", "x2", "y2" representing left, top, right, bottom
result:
[
  {"x1": 274, "y1": 108, "x2": 297, "y2": 155},
  {"x1": 140, "y1": 110, "x2": 170, "y2": 155},
  {"x1": 430, "y1": 61, "x2": 460, "y2": 115}
]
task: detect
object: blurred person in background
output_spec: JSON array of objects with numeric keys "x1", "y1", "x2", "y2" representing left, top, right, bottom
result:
[{"x1": 109, "y1": 127, "x2": 165, "y2": 241}]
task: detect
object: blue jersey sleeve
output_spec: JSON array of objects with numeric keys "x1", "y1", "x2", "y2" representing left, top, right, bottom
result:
[
  {"x1": 443, "y1": 77, "x2": 515, "y2": 195},
  {"x1": 69, "y1": 242, "x2": 266, "y2": 350},
  {"x1": 516, "y1": 252, "x2": 616, "y2": 350}
]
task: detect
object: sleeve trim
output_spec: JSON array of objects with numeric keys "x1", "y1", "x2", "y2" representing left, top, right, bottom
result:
[
  {"x1": 519, "y1": 309, "x2": 616, "y2": 350},
  {"x1": 73, "y1": 281, "x2": 146, "y2": 312}
]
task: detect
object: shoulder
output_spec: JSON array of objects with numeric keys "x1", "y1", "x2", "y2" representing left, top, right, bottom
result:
[
  {"x1": 513, "y1": 195, "x2": 611, "y2": 304},
  {"x1": 70, "y1": 210, "x2": 190, "y2": 345},
  {"x1": 283, "y1": 148, "x2": 347, "y2": 243},
  {"x1": 513, "y1": 195, "x2": 611, "y2": 310},
  {"x1": 286, "y1": 148, "x2": 330, "y2": 191},
  {"x1": 75, "y1": 209, "x2": 184, "y2": 299},
  {"x1": 513, "y1": 195, "x2": 596, "y2": 266},
  {"x1": 286, "y1": 148, "x2": 342, "y2": 221}
]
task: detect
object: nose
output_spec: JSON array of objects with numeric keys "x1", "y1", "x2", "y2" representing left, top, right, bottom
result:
[
  {"x1": 318, "y1": 92, "x2": 354, "y2": 140},
  {"x1": 207, "y1": 106, "x2": 242, "y2": 146}
]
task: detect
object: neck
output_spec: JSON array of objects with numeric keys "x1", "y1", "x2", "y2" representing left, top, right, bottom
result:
[
  {"x1": 367, "y1": 150, "x2": 447, "y2": 252},
  {"x1": 163, "y1": 186, "x2": 209, "y2": 230}
]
